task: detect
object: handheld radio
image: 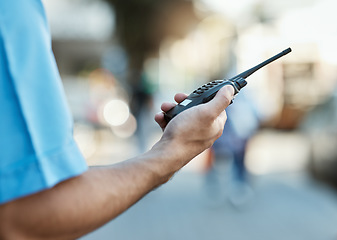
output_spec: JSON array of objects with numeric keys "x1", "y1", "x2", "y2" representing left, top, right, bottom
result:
[{"x1": 164, "y1": 47, "x2": 292, "y2": 122}]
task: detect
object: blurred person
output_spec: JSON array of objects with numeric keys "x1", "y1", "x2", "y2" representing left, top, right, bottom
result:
[
  {"x1": 0, "y1": 1, "x2": 234, "y2": 239},
  {"x1": 205, "y1": 89, "x2": 260, "y2": 206},
  {"x1": 132, "y1": 73, "x2": 155, "y2": 153}
]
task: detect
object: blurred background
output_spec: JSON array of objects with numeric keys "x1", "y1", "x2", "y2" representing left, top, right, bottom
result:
[{"x1": 43, "y1": 0, "x2": 337, "y2": 239}]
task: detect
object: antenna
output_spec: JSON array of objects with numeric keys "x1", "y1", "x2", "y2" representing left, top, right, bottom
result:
[{"x1": 229, "y1": 47, "x2": 292, "y2": 81}]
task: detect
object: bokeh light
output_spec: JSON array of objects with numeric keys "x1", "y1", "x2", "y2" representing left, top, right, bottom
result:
[{"x1": 100, "y1": 99, "x2": 130, "y2": 127}]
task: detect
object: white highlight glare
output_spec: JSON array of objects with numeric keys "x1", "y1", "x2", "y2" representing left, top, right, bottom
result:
[
  {"x1": 103, "y1": 99, "x2": 130, "y2": 126},
  {"x1": 180, "y1": 99, "x2": 192, "y2": 106}
]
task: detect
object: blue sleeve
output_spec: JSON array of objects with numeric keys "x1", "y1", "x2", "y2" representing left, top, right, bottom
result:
[{"x1": 0, "y1": 0, "x2": 88, "y2": 204}]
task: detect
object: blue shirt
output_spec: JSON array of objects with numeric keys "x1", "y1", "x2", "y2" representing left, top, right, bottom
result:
[{"x1": 0, "y1": 0, "x2": 88, "y2": 204}]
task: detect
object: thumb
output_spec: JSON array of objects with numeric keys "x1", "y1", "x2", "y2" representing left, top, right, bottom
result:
[{"x1": 205, "y1": 85, "x2": 234, "y2": 118}]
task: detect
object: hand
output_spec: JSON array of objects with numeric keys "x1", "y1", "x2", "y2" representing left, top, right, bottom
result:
[
  {"x1": 154, "y1": 93, "x2": 188, "y2": 131},
  {"x1": 153, "y1": 85, "x2": 234, "y2": 168}
]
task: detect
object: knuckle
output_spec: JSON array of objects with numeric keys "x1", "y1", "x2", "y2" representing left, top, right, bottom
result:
[
  {"x1": 223, "y1": 111, "x2": 228, "y2": 120},
  {"x1": 215, "y1": 120, "x2": 224, "y2": 138},
  {"x1": 221, "y1": 94, "x2": 231, "y2": 106},
  {"x1": 219, "y1": 88, "x2": 233, "y2": 105},
  {"x1": 216, "y1": 128, "x2": 223, "y2": 139}
]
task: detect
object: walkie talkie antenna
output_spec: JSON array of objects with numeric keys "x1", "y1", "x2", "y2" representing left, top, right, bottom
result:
[
  {"x1": 229, "y1": 47, "x2": 292, "y2": 81},
  {"x1": 164, "y1": 47, "x2": 292, "y2": 122}
]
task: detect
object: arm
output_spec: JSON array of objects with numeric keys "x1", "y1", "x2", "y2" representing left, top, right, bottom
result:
[{"x1": 0, "y1": 86, "x2": 234, "y2": 240}]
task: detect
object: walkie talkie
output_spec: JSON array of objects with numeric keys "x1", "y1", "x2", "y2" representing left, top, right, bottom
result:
[{"x1": 164, "y1": 47, "x2": 292, "y2": 122}]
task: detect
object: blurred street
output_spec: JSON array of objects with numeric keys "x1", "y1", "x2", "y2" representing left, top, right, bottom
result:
[{"x1": 82, "y1": 171, "x2": 337, "y2": 240}]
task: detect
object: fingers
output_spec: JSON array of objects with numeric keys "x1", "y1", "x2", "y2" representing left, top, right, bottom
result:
[
  {"x1": 174, "y1": 93, "x2": 188, "y2": 103},
  {"x1": 161, "y1": 102, "x2": 176, "y2": 112},
  {"x1": 160, "y1": 93, "x2": 187, "y2": 112},
  {"x1": 154, "y1": 112, "x2": 167, "y2": 130},
  {"x1": 205, "y1": 85, "x2": 234, "y2": 119},
  {"x1": 155, "y1": 93, "x2": 187, "y2": 131}
]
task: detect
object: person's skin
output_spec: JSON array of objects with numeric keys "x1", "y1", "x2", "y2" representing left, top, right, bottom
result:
[{"x1": 0, "y1": 85, "x2": 234, "y2": 240}]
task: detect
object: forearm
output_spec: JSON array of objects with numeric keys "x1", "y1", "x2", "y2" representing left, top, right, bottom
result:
[
  {"x1": 0, "y1": 142, "x2": 179, "y2": 240},
  {"x1": 0, "y1": 86, "x2": 234, "y2": 240}
]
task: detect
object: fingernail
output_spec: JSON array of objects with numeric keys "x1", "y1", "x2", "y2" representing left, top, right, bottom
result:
[{"x1": 224, "y1": 85, "x2": 234, "y2": 97}]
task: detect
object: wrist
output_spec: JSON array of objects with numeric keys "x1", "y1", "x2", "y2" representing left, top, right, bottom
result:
[
  {"x1": 150, "y1": 135, "x2": 196, "y2": 169},
  {"x1": 142, "y1": 139, "x2": 184, "y2": 184}
]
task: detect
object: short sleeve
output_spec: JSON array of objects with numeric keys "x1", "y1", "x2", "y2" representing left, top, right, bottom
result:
[{"x1": 0, "y1": 0, "x2": 88, "y2": 204}]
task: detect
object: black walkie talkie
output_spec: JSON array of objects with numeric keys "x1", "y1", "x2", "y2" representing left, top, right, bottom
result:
[{"x1": 164, "y1": 47, "x2": 292, "y2": 122}]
